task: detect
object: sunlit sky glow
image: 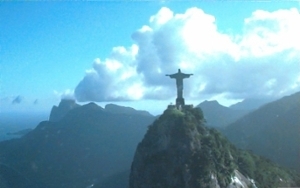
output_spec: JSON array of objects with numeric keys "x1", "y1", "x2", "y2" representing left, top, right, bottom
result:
[{"x1": 1, "y1": 1, "x2": 300, "y2": 115}]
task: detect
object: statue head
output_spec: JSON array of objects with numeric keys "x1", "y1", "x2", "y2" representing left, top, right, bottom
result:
[{"x1": 178, "y1": 69, "x2": 181, "y2": 73}]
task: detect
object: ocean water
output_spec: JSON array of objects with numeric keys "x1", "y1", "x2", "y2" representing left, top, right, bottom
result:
[{"x1": 0, "y1": 112, "x2": 48, "y2": 141}]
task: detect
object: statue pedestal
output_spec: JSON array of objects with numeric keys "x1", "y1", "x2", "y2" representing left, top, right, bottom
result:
[
  {"x1": 176, "y1": 97, "x2": 185, "y2": 109},
  {"x1": 167, "y1": 104, "x2": 194, "y2": 111},
  {"x1": 167, "y1": 98, "x2": 193, "y2": 111}
]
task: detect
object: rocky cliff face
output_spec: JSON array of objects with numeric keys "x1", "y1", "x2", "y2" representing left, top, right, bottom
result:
[
  {"x1": 130, "y1": 107, "x2": 204, "y2": 188},
  {"x1": 129, "y1": 107, "x2": 299, "y2": 188},
  {"x1": 129, "y1": 107, "x2": 255, "y2": 188},
  {"x1": 49, "y1": 99, "x2": 80, "y2": 122}
]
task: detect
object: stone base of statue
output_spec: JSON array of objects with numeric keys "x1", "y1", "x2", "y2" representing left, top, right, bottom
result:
[
  {"x1": 176, "y1": 97, "x2": 185, "y2": 108},
  {"x1": 167, "y1": 105, "x2": 176, "y2": 110},
  {"x1": 167, "y1": 97, "x2": 193, "y2": 111},
  {"x1": 167, "y1": 104, "x2": 193, "y2": 111}
]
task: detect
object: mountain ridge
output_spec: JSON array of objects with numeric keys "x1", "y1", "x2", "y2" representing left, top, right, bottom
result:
[
  {"x1": 223, "y1": 91, "x2": 300, "y2": 172},
  {"x1": 197, "y1": 100, "x2": 249, "y2": 127},
  {"x1": 0, "y1": 102, "x2": 155, "y2": 188},
  {"x1": 49, "y1": 99, "x2": 80, "y2": 122},
  {"x1": 105, "y1": 103, "x2": 153, "y2": 116},
  {"x1": 229, "y1": 98, "x2": 275, "y2": 111},
  {"x1": 0, "y1": 95, "x2": 299, "y2": 187}
]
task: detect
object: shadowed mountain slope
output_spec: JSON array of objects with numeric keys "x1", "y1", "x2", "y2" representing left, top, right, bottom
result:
[
  {"x1": 223, "y1": 91, "x2": 300, "y2": 172},
  {"x1": 104, "y1": 104, "x2": 153, "y2": 116},
  {"x1": 0, "y1": 102, "x2": 155, "y2": 188},
  {"x1": 229, "y1": 98, "x2": 274, "y2": 111},
  {"x1": 197, "y1": 100, "x2": 249, "y2": 128}
]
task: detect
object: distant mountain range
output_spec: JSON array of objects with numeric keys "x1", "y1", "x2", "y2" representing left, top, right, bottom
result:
[
  {"x1": 0, "y1": 92, "x2": 298, "y2": 187},
  {"x1": 104, "y1": 104, "x2": 153, "y2": 116},
  {"x1": 223, "y1": 91, "x2": 300, "y2": 172},
  {"x1": 196, "y1": 100, "x2": 249, "y2": 127},
  {"x1": 49, "y1": 99, "x2": 153, "y2": 122},
  {"x1": 229, "y1": 98, "x2": 275, "y2": 110},
  {"x1": 196, "y1": 98, "x2": 273, "y2": 128},
  {"x1": 0, "y1": 102, "x2": 155, "y2": 188}
]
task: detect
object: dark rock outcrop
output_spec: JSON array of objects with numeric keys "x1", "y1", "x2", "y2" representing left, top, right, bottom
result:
[{"x1": 49, "y1": 99, "x2": 80, "y2": 122}]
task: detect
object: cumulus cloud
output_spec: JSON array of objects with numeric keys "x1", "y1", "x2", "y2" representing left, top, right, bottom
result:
[
  {"x1": 12, "y1": 95, "x2": 23, "y2": 104},
  {"x1": 54, "y1": 89, "x2": 75, "y2": 100},
  {"x1": 75, "y1": 7, "x2": 300, "y2": 102}
]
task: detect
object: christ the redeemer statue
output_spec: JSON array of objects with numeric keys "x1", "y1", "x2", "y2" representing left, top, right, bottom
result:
[{"x1": 166, "y1": 69, "x2": 193, "y2": 107}]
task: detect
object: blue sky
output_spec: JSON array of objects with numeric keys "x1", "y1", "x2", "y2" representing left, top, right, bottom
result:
[{"x1": 1, "y1": 1, "x2": 300, "y2": 114}]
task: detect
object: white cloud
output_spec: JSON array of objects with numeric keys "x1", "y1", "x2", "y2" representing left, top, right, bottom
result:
[
  {"x1": 75, "y1": 46, "x2": 141, "y2": 101},
  {"x1": 149, "y1": 7, "x2": 173, "y2": 26},
  {"x1": 240, "y1": 8, "x2": 300, "y2": 57},
  {"x1": 54, "y1": 89, "x2": 75, "y2": 100},
  {"x1": 75, "y1": 7, "x2": 300, "y2": 102}
]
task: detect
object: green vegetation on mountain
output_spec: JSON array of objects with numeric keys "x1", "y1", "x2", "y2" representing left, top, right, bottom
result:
[{"x1": 130, "y1": 107, "x2": 300, "y2": 188}]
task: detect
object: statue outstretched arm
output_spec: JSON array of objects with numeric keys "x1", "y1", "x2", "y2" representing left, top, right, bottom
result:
[
  {"x1": 182, "y1": 73, "x2": 193, "y2": 78},
  {"x1": 166, "y1": 73, "x2": 177, "y2": 78}
]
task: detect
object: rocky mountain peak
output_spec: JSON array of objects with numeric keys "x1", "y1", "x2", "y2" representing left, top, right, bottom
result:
[
  {"x1": 129, "y1": 107, "x2": 256, "y2": 188},
  {"x1": 129, "y1": 106, "x2": 300, "y2": 188},
  {"x1": 49, "y1": 99, "x2": 80, "y2": 122},
  {"x1": 201, "y1": 100, "x2": 221, "y2": 106}
]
